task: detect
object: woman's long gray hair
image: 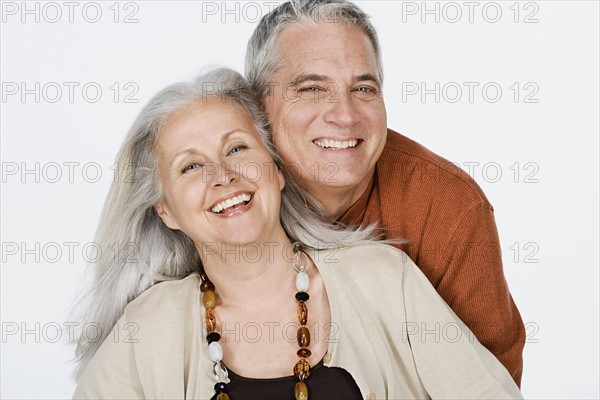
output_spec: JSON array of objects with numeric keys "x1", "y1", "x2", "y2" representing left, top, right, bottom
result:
[{"x1": 72, "y1": 68, "x2": 380, "y2": 379}]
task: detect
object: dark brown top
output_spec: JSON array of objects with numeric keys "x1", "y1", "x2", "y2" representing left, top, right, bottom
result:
[{"x1": 225, "y1": 359, "x2": 362, "y2": 399}]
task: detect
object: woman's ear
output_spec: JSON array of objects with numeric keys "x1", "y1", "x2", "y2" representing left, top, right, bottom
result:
[
  {"x1": 277, "y1": 168, "x2": 286, "y2": 191},
  {"x1": 155, "y1": 201, "x2": 180, "y2": 230}
]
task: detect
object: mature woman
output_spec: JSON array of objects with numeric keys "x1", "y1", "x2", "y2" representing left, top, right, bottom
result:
[{"x1": 72, "y1": 69, "x2": 522, "y2": 399}]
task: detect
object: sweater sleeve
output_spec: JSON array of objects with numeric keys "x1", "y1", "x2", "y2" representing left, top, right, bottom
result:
[
  {"x1": 72, "y1": 309, "x2": 145, "y2": 399},
  {"x1": 434, "y1": 201, "x2": 525, "y2": 386},
  {"x1": 401, "y1": 255, "x2": 523, "y2": 399}
]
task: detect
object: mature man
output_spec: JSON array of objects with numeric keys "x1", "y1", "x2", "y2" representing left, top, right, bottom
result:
[{"x1": 246, "y1": 0, "x2": 525, "y2": 385}]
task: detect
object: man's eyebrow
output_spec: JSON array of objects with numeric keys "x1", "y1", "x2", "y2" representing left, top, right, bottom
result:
[
  {"x1": 289, "y1": 74, "x2": 329, "y2": 86},
  {"x1": 289, "y1": 73, "x2": 382, "y2": 88},
  {"x1": 354, "y1": 73, "x2": 381, "y2": 87}
]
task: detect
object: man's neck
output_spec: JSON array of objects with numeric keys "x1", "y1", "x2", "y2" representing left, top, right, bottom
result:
[{"x1": 309, "y1": 175, "x2": 373, "y2": 220}]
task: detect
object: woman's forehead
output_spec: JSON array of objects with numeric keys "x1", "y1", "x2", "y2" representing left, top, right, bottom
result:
[{"x1": 156, "y1": 99, "x2": 261, "y2": 155}]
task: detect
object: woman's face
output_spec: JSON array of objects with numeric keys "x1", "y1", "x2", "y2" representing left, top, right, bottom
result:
[{"x1": 155, "y1": 98, "x2": 286, "y2": 249}]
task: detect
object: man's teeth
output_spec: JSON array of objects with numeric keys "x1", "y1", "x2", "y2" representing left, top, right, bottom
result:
[
  {"x1": 314, "y1": 139, "x2": 359, "y2": 149},
  {"x1": 211, "y1": 193, "x2": 252, "y2": 213}
]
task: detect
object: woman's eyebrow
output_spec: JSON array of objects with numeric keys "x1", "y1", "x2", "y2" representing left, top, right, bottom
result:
[
  {"x1": 170, "y1": 148, "x2": 199, "y2": 168},
  {"x1": 169, "y1": 130, "x2": 250, "y2": 167}
]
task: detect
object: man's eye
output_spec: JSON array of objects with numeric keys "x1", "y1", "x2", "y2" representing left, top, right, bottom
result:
[
  {"x1": 355, "y1": 86, "x2": 377, "y2": 94},
  {"x1": 298, "y1": 86, "x2": 329, "y2": 101},
  {"x1": 300, "y1": 85, "x2": 327, "y2": 93},
  {"x1": 353, "y1": 86, "x2": 379, "y2": 99}
]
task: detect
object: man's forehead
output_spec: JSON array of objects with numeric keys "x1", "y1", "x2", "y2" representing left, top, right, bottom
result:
[
  {"x1": 275, "y1": 56, "x2": 380, "y2": 84},
  {"x1": 275, "y1": 22, "x2": 378, "y2": 78}
]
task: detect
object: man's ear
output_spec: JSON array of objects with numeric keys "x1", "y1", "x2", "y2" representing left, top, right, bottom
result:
[{"x1": 155, "y1": 201, "x2": 180, "y2": 230}]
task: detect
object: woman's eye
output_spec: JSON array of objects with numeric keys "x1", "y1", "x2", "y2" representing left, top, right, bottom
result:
[
  {"x1": 229, "y1": 145, "x2": 247, "y2": 155},
  {"x1": 182, "y1": 163, "x2": 202, "y2": 173}
]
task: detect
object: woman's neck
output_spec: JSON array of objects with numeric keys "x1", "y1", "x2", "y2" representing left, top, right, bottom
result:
[{"x1": 198, "y1": 230, "x2": 296, "y2": 307}]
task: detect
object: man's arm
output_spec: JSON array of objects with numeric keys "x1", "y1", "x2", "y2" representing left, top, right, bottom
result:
[
  {"x1": 433, "y1": 200, "x2": 525, "y2": 386},
  {"x1": 400, "y1": 247, "x2": 523, "y2": 398}
]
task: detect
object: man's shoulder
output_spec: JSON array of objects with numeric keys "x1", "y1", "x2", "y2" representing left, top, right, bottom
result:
[
  {"x1": 379, "y1": 128, "x2": 490, "y2": 206},
  {"x1": 383, "y1": 128, "x2": 450, "y2": 164}
]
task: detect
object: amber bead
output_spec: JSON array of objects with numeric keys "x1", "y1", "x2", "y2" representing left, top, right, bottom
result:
[
  {"x1": 297, "y1": 348, "x2": 312, "y2": 358},
  {"x1": 203, "y1": 290, "x2": 217, "y2": 310},
  {"x1": 297, "y1": 326, "x2": 310, "y2": 348},
  {"x1": 200, "y1": 279, "x2": 215, "y2": 292},
  {"x1": 293, "y1": 358, "x2": 311, "y2": 380},
  {"x1": 294, "y1": 381, "x2": 309, "y2": 400},
  {"x1": 205, "y1": 309, "x2": 218, "y2": 332},
  {"x1": 297, "y1": 302, "x2": 308, "y2": 325},
  {"x1": 216, "y1": 394, "x2": 230, "y2": 400}
]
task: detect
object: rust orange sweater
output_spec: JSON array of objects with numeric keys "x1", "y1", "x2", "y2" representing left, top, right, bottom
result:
[{"x1": 340, "y1": 129, "x2": 525, "y2": 386}]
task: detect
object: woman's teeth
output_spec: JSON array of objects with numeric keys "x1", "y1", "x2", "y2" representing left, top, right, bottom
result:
[{"x1": 211, "y1": 193, "x2": 252, "y2": 213}]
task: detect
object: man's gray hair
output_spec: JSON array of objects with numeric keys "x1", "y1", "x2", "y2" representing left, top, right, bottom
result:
[
  {"x1": 245, "y1": 0, "x2": 383, "y2": 100},
  {"x1": 72, "y1": 67, "x2": 379, "y2": 379}
]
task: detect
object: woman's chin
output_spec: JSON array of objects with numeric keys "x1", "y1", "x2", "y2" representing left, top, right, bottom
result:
[
  {"x1": 205, "y1": 232, "x2": 269, "y2": 252},
  {"x1": 192, "y1": 220, "x2": 288, "y2": 261}
]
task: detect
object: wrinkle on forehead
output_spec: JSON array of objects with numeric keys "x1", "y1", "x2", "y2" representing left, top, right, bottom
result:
[
  {"x1": 155, "y1": 98, "x2": 253, "y2": 167},
  {"x1": 277, "y1": 22, "x2": 378, "y2": 77}
]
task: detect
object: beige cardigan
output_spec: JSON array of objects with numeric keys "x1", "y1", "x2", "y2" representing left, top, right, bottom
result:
[{"x1": 74, "y1": 244, "x2": 523, "y2": 399}]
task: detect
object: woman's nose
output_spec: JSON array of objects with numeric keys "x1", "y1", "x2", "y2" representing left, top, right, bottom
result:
[{"x1": 210, "y1": 162, "x2": 238, "y2": 188}]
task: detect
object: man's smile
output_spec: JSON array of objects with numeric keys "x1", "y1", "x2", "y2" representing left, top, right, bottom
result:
[{"x1": 313, "y1": 138, "x2": 361, "y2": 150}]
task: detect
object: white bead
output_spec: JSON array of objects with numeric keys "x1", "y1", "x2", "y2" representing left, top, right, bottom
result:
[
  {"x1": 209, "y1": 341, "x2": 223, "y2": 362},
  {"x1": 213, "y1": 361, "x2": 230, "y2": 383},
  {"x1": 296, "y1": 271, "x2": 309, "y2": 292},
  {"x1": 293, "y1": 249, "x2": 309, "y2": 273}
]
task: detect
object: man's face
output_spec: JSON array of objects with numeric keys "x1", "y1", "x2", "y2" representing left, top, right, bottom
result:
[{"x1": 264, "y1": 22, "x2": 387, "y2": 198}]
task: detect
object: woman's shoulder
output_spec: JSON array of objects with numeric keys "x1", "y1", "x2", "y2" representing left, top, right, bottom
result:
[
  {"x1": 312, "y1": 242, "x2": 411, "y2": 265},
  {"x1": 124, "y1": 272, "x2": 201, "y2": 323},
  {"x1": 308, "y1": 243, "x2": 415, "y2": 281}
]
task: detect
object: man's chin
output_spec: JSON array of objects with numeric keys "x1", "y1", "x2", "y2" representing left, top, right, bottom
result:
[
  {"x1": 288, "y1": 161, "x2": 372, "y2": 189},
  {"x1": 308, "y1": 175, "x2": 370, "y2": 192}
]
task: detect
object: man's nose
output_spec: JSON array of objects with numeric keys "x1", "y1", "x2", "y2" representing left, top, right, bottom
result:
[{"x1": 322, "y1": 89, "x2": 360, "y2": 128}]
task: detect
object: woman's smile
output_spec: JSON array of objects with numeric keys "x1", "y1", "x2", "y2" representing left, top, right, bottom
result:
[{"x1": 209, "y1": 191, "x2": 254, "y2": 216}]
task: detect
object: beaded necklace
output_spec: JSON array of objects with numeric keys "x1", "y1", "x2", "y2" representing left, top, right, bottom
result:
[{"x1": 200, "y1": 243, "x2": 312, "y2": 400}]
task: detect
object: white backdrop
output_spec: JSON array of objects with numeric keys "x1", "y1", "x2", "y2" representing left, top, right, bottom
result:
[{"x1": 1, "y1": 1, "x2": 598, "y2": 398}]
